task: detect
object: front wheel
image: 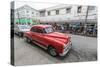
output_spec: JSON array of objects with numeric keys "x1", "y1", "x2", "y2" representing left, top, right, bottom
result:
[{"x1": 48, "y1": 46, "x2": 58, "y2": 57}]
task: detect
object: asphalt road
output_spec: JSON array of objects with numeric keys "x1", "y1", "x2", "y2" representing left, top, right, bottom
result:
[{"x1": 14, "y1": 34, "x2": 97, "y2": 66}]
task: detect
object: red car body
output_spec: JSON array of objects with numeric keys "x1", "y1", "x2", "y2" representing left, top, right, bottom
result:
[{"x1": 24, "y1": 25, "x2": 72, "y2": 56}]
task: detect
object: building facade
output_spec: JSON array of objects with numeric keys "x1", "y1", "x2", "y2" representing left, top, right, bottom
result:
[
  {"x1": 15, "y1": 4, "x2": 97, "y2": 27},
  {"x1": 38, "y1": 4, "x2": 97, "y2": 24},
  {"x1": 15, "y1": 5, "x2": 39, "y2": 25}
]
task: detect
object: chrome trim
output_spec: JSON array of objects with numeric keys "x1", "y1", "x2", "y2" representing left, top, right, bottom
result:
[
  {"x1": 59, "y1": 42, "x2": 72, "y2": 56},
  {"x1": 32, "y1": 41, "x2": 47, "y2": 50}
]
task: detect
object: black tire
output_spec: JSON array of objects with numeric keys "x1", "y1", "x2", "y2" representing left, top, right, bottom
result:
[
  {"x1": 48, "y1": 46, "x2": 58, "y2": 57},
  {"x1": 24, "y1": 37, "x2": 31, "y2": 43},
  {"x1": 18, "y1": 32, "x2": 23, "y2": 37}
]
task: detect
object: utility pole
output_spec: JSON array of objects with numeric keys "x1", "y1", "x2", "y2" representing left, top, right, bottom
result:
[{"x1": 84, "y1": 6, "x2": 89, "y2": 35}]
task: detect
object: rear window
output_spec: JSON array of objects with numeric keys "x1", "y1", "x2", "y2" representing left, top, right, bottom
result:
[
  {"x1": 30, "y1": 27, "x2": 36, "y2": 32},
  {"x1": 18, "y1": 25, "x2": 30, "y2": 29}
]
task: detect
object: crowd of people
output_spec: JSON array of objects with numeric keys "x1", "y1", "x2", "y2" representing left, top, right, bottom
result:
[{"x1": 51, "y1": 23, "x2": 97, "y2": 37}]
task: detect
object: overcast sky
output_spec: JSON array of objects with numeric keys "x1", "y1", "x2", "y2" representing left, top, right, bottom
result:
[{"x1": 15, "y1": 1, "x2": 60, "y2": 10}]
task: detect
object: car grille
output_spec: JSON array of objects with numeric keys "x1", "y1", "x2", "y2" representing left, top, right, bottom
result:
[{"x1": 64, "y1": 42, "x2": 71, "y2": 52}]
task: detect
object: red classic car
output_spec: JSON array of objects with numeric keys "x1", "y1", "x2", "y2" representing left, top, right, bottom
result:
[{"x1": 24, "y1": 25, "x2": 72, "y2": 57}]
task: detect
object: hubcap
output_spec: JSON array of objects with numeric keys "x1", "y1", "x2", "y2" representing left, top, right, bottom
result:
[
  {"x1": 19, "y1": 33, "x2": 21, "y2": 36},
  {"x1": 24, "y1": 37, "x2": 30, "y2": 43},
  {"x1": 27, "y1": 38, "x2": 31, "y2": 43},
  {"x1": 49, "y1": 48, "x2": 57, "y2": 56},
  {"x1": 24, "y1": 37, "x2": 27, "y2": 41}
]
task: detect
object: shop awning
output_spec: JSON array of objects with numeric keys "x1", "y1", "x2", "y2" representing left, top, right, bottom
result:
[
  {"x1": 16, "y1": 18, "x2": 39, "y2": 25},
  {"x1": 16, "y1": 19, "x2": 33, "y2": 23}
]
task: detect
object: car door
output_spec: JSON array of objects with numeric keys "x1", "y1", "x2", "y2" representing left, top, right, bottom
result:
[
  {"x1": 30, "y1": 27, "x2": 47, "y2": 47},
  {"x1": 30, "y1": 27, "x2": 38, "y2": 41}
]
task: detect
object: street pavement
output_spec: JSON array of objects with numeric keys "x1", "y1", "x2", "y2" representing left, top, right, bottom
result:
[{"x1": 14, "y1": 34, "x2": 97, "y2": 66}]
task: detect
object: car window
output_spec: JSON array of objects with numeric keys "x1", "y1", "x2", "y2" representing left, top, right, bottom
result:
[
  {"x1": 30, "y1": 27, "x2": 36, "y2": 32},
  {"x1": 45, "y1": 27, "x2": 54, "y2": 33},
  {"x1": 31, "y1": 27, "x2": 43, "y2": 33},
  {"x1": 18, "y1": 25, "x2": 30, "y2": 29},
  {"x1": 36, "y1": 28, "x2": 43, "y2": 33},
  {"x1": 17, "y1": 27, "x2": 19, "y2": 29},
  {"x1": 15, "y1": 26, "x2": 19, "y2": 29},
  {"x1": 14, "y1": 25, "x2": 17, "y2": 29}
]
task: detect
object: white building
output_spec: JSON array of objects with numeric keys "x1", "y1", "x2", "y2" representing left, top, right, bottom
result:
[
  {"x1": 15, "y1": 4, "x2": 97, "y2": 26},
  {"x1": 38, "y1": 4, "x2": 97, "y2": 25},
  {"x1": 15, "y1": 5, "x2": 39, "y2": 24}
]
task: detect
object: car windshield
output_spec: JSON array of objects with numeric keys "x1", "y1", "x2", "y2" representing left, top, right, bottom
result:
[
  {"x1": 45, "y1": 27, "x2": 54, "y2": 33},
  {"x1": 19, "y1": 25, "x2": 30, "y2": 29}
]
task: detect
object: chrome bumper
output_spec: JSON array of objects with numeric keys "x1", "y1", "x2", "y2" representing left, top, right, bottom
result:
[{"x1": 59, "y1": 42, "x2": 72, "y2": 56}]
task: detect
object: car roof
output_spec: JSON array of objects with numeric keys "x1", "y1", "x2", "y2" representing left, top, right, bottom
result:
[
  {"x1": 32, "y1": 25, "x2": 52, "y2": 29},
  {"x1": 16, "y1": 25, "x2": 30, "y2": 28},
  {"x1": 17, "y1": 25, "x2": 29, "y2": 27}
]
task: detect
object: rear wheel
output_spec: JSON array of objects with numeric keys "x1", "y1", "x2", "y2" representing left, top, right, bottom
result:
[
  {"x1": 18, "y1": 32, "x2": 23, "y2": 37},
  {"x1": 48, "y1": 46, "x2": 57, "y2": 57},
  {"x1": 24, "y1": 37, "x2": 31, "y2": 43}
]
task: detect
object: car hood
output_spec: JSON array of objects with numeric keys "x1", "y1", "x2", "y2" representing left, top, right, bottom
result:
[{"x1": 44, "y1": 32, "x2": 69, "y2": 44}]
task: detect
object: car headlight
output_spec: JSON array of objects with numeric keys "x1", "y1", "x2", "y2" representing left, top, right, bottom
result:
[{"x1": 63, "y1": 44, "x2": 67, "y2": 49}]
